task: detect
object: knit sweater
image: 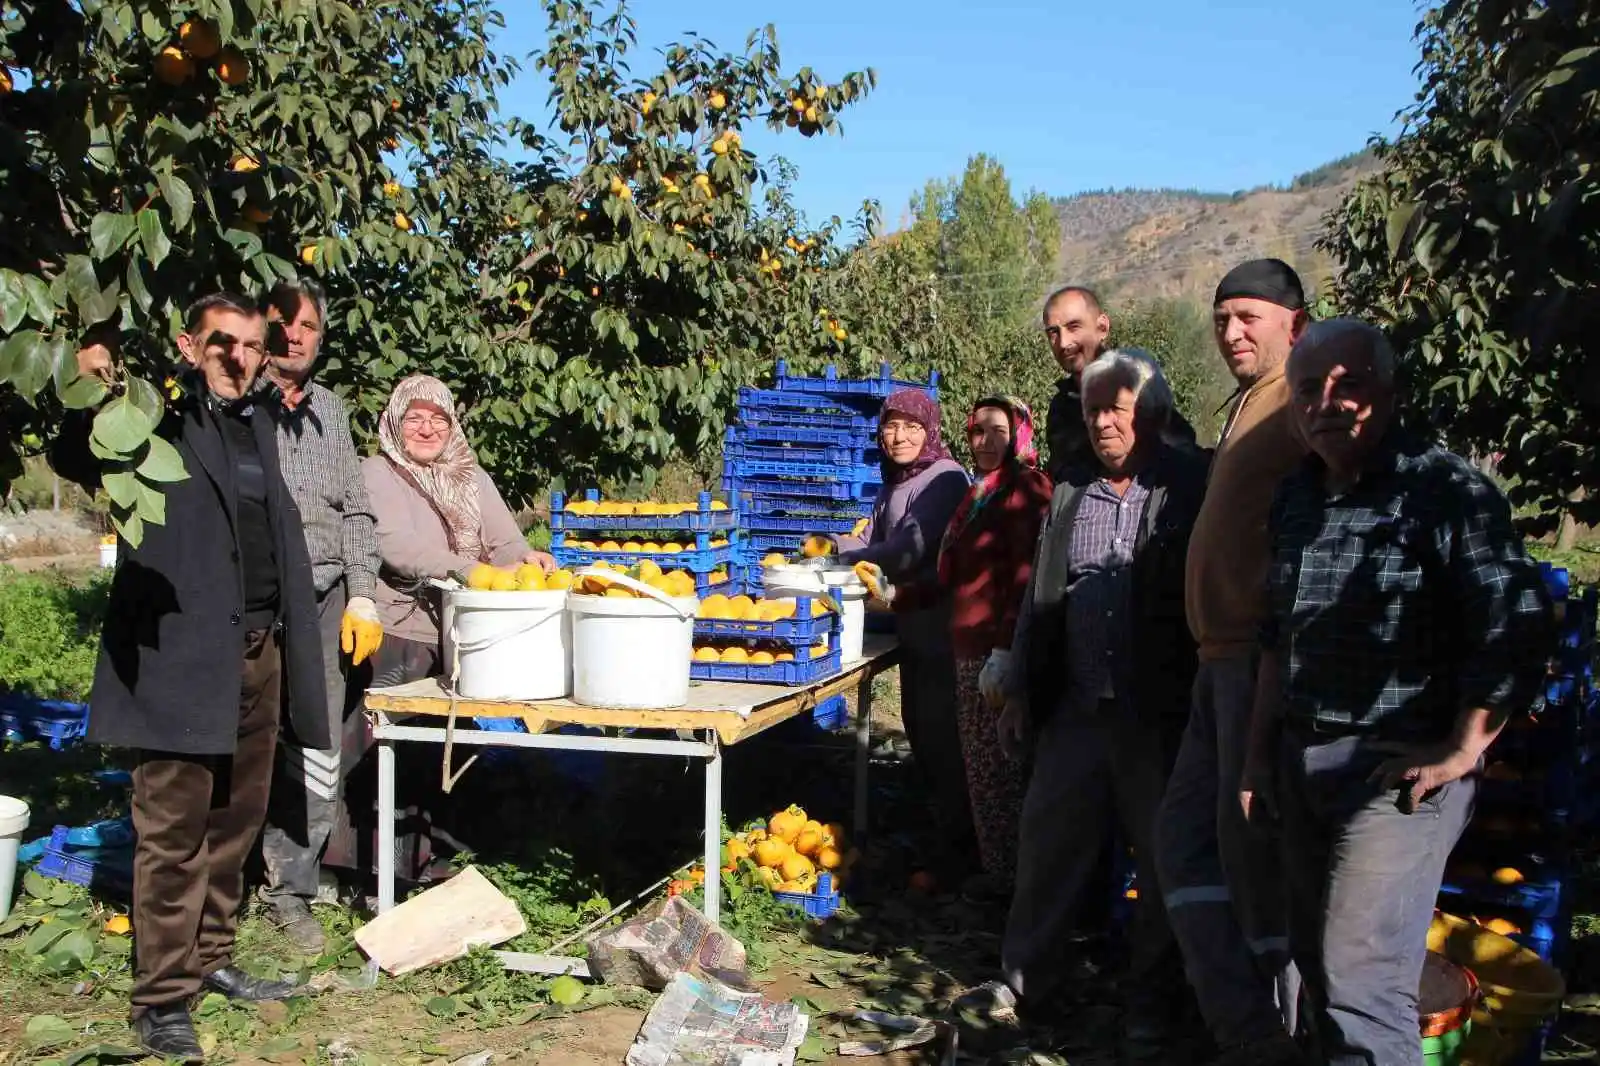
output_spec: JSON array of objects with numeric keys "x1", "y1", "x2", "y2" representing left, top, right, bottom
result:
[{"x1": 1184, "y1": 362, "x2": 1306, "y2": 660}]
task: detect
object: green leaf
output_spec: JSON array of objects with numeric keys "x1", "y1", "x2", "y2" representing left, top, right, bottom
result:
[
  {"x1": 89, "y1": 212, "x2": 138, "y2": 259},
  {"x1": 23, "y1": 1014, "x2": 77, "y2": 1049},
  {"x1": 92, "y1": 393, "x2": 160, "y2": 456},
  {"x1": 424, "y1": 996, "x2": 460, "y2": 1018},
  {"x1": 137, "y1": 209, "x2": 172, "y2": 269},
  {"x1": 1, "y1": 329, "x2": 53, "y2": 398},
  {"x1": 22, "y1": 922, "x2": 69, "y2": 956},
  {"x1": 54, "y1": 338, "x2": 109, "y2": 410},
  {"x1": 115, "y1": 512, "x2": 146, "y2": 549},
  {"x1": 1385, "y1": 202, "x2": 1419, "y2": 257},
  {"x1": 0, "y1": 269, "x2": 24, "y2": 332},
  {"x1": 24, "y1": 870, "x2": 52, "y2": 899},
  {"x1": 136, "y1": 435, "x2": 188, "y2": 483},
  {"x1": 103, "y1": 469, "x2": 140, "y2": 508},
  {"x1": 158, "y1": 172, "x2": 195, "y2": 231},
  {"x1": 23, "y1": 274, "x2": 55, "y2": 328},
  {"x1": 64, "y1": 256, "x2": 117, "y2": 324},
  {"x1": 49, "y1": 928, "x2": 97, "y2": 970},
  {"x1": 135, "y1": 478, "x2": 168, "y2": 525},
  {"x1": 126, "y1": 375, "x2": 165, "y2": 426},
  {"x1": 126, "y1": 258, "x2": 153, "y2": 314}
]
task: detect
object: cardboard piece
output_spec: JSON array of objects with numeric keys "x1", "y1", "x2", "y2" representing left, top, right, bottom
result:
[{"x1": 355, "y1": 866, "x2": 527, "y2": 975}]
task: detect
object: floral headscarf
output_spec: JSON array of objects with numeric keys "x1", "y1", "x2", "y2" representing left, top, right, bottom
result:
[
  {"x1": 878, "y1": 388, "x2": 951, "y2": 485},
  {"x1": 937, "y1": 395, "x2": 1039, "y2": 573},
  {"x1": 378, "y1": 375, "x2": 484, "y2": 560}
]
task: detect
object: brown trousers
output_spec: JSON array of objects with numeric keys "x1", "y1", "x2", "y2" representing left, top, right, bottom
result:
[{"x1": 131, "y1": 628, "x2": 281, "y2": 1014}]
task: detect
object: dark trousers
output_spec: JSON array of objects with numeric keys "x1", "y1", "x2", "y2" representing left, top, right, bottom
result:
[
  {"x1": 895, "y1": 605, "x2": 978, "y2": 871},
  {"x1": 1279, "y1": 733, "x2": 1473, "y2": 1066},
  {"x1": 324, "y1": 635, "x2": 442, "y2": 882},
  {"x1": 261, "y1": 586, "x2": 349, "y2": 902},
  {"x1": 1002, "y1": 699, "x2": 1184, "y2": 1009},
  {"x1": 130, "y1": 628, "x2": 280, "y2": 1014}
]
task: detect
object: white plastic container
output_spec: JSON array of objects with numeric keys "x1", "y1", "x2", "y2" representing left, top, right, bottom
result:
[
  {"x1": 444, "y1": 587, "x2": 571, "y2": 700},
  {"x1": 98, "y1": 538, "x2": 117, "y2": 568},
  {"x1": 568, "y1": 571, "x2": 698, "y2": 709},
  {"x1": 0, "y1": 795, "x2": 30, "y2": 921},
  {"x1": 822, "y1": 572, "x2": 868, "y2": 665}
]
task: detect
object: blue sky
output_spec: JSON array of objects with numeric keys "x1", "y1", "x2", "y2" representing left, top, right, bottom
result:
[{"x1": 491, "y1": 1, "x2": 1426, "y2": 228}]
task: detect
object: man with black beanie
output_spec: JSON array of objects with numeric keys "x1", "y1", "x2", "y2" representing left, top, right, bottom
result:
[{"x1": 1153, "y1": 259, "x2": 1310, "y2": 1065}]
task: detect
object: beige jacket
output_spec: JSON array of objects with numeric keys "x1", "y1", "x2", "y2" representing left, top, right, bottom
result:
[
  {"x1": 1185, "y1": 362, "x2": 1306, "y2": 661},
  {"x1": 362, "y1": 455, "x2": 527, "y2": 645}
]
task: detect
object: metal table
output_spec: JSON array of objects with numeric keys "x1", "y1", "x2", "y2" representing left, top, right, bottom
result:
[{"x1": 361, "y1": 636, "x2": 899, "y2": 923}]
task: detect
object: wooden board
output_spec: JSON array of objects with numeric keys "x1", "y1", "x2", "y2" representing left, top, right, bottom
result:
[
  {"x1": 364, "y1": 636, "x2": 899, "y2": 744},
  {"x1": 355, "y1": 865, "x2": 527, "y2": 975}
]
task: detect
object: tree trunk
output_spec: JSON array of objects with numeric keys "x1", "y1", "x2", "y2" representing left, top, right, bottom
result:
[{"x1": 1555, "y1": 487, "x2": 1587, "y2": 552}]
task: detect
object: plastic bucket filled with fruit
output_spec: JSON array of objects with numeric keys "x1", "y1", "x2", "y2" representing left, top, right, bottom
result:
[
  {"x1": 442, "y1": 562, "x2": 573, "y2": 701},
  {"x1": 568, "y1": 567, "x2": 699, "y2": 709}
]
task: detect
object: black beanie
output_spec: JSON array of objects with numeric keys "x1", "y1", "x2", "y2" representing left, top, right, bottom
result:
[{"x1": 1214, "y1": 258, "x2": 1306, "y2": 311}]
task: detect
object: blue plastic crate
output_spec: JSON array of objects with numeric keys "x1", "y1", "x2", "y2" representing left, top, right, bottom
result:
[
  {"x1": 723, "y1": 431, "x2": 878, "y2": 468},
  {"x1": 551, "y1": 535, "x2": 742, "y2": 574},
  {"x1": 550, "y1": 490, "x2": 739, "y2": 534},
  {"x1": 737, "y1": 387, "x2": 882, "y2": 418},
  {"x1": 471, "y1": 720, "x2": 607, "y2": 787},
  {"x1": 745, "y1": 513, "x2": 868, "y2": 535},
  {"x1": 729, "y1": 421, "x2": 876, "y2": 448},
  {"x1": 747, "y1": 532, "x2": 809, "y2": 556},
  {"x1": 691, "y1": 647, "x2": 843, "y2": 686},
  {"x1": 35, "y1": 825, "x2": 134, "y2": 894},
  {"x1": 813, "y1": 695, "x2": 848, "y2": 731},
  {"x1": 1437, "y1": 873, "x2": 1566, "y2": 921},
  {"x1": 728, "y1": 490, "x2": 875, "y2": 521},
  {"x1": 722, "y1": 474, "x2": 880, "y2": 504},
  {"x1": 772, "y1": 871, "x2": 843, "y2": 919},
  {"x1": 694, "y1": 601, "x2": 840, "y2": 645},
  {"x1": 1541, "y1": 563, "x2": 1570, "y2": 601},
  {"x1": 773, "y1": 360, "x2": 939, "y2": 401},
  {"x1": 725, "y1": 457, "x2": 881, "y2": 484},
  {"x1": 0, "y1": 695, "x2": 90, "y2": 750}
]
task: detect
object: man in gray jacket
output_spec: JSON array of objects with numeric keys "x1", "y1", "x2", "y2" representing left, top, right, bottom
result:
[{"x1": 258, "y1": 280, "x2": 383, "y2": 952}]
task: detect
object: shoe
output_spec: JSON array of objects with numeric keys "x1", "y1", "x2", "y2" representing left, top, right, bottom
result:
[
  {"x1": 201, "y1": 965, "x2": 304, "y2": 1002},
  {"x1": 268, "y1": 896, "x2": 326, "y2": 954},
  {"x1": 135, "y1": 1004, "x2": 204, "y2": 1063},
  {"x1": 1211, "y1": 1032, "x2": 1306, "y2": 1066}
]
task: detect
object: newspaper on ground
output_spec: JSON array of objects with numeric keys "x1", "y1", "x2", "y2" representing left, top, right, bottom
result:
[
  {"x1": 624, "y1": 971, "x2": 810, "y2": 1066},
  {"x1": 587, "y1": 895, "x2": 752, "y2": 991},
  {"x1": 836, "y1": 1010, "x2": 955, "y2": 1062}
]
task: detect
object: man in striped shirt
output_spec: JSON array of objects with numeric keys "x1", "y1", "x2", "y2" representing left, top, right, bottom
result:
[{"x1": 258, "y1": 280, "x2": 383, "y2": 952}]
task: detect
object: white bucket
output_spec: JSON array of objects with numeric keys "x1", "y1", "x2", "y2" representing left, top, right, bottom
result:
[
  {"x1": 0, "y1": 795, "x2": 30, "y2": 922},
  {"x1": 568, "y1": 571, "x2": 698, "y2": 709},
  {"x1": 823, "y1": 573, "x2": 868, "y2": 664},
  {"x1": 98, "y1": 540, "x2": 117, "y2": 568},
  {"x1": 445, "y1": 587, "x2": 570, "y2": 701}
]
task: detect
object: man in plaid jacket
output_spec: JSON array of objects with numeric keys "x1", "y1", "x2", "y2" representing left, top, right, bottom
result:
[{"x1": 258, "y1": 280, "x2": 383, "y2": 952}]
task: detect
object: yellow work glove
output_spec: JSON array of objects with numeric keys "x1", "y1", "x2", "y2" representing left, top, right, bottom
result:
[
  {"x1": 849, "y1": 516, "x2": 870, "y2": 539},
  {"x1": 852, "y1": 561, "x2": 894, "y2": 604},
  {"x1": 340, "y1": 595, "x2": 384, "y2": 666}
]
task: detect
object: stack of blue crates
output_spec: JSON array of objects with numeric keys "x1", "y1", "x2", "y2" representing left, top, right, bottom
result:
[
  {"x1": 1436, "y1": 563, "x2": 1593, "y2": 1061},
  {"x1": 547, "y1": 489, "x2": 741, "y2": 598},
  {"x1": 722, "y1": 360, "x2": 938, "y2": 571}
]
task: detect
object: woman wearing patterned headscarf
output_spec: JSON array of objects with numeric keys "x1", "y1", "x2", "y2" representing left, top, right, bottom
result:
[
  {"x1": 325, "y1": 375, "x2": 552, "y2": 884},
  {"x1": 936, "y1": 396, "x2": 1053, "y2": 892},
  {"x1": 834, "y1": 387, "x2": 976, "y2": 883}
]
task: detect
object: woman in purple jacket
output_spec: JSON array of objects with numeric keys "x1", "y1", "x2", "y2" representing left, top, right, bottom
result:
[{"x1": 836, "y1": 388, "x2": 976, "y2": 883}]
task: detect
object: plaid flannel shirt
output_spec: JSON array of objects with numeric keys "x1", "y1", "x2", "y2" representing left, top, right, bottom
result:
[
  {"x1": 1262, "y1": 431, "x2": 1551, "y2": 740},
  {"x1": 274, "y1": 381, "x2": 379, "y2": 602}
]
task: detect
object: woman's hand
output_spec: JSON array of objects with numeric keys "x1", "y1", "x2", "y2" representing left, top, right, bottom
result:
[
  {"x1": 996, "y1": 697, "x2": 1030, "y2": 761},
  {"x1": 523, "y1": 550, "x2": 557, "y2": 573}
]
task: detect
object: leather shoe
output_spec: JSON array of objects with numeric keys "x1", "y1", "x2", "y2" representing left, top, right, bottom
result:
[
  {"x1": 201, "y1": 964, "x2": 304, "y2": 1002},
  {"x1": 135, "y1": 1004, "x2": 204, "y2": 1063}
]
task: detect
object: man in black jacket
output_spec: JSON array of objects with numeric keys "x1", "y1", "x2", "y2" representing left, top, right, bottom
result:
[
  {"x1": 985, "y1": 348, "x2": 1208, "y2": 1060},
  {"x1": 1044, "y1": 286, "x2": 1199, "y2": 482},
  {"x1": 55, "y1": 293, "x2": 329, "y2": 1064}
]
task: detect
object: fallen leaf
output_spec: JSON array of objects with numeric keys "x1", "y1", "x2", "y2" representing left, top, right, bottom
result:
[
  {"x1": 257, "y1": 1000, "x2": 290, "y2": 1026},
  {"x1": 810, "y1": 970, "x2": 845, "y2": 989},
  {"x1": 24, "y1": 1014, "x2": 77, "y2": 1049}
]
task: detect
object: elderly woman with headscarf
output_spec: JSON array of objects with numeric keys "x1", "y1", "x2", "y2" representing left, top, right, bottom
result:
[
  {"x1": 830, "y1": 387, "x2": 975, "y2": 883},
  {"x1": 323, "y1": 374, "x2": 552, "y2": 885},
  {"x1": 936, "y1": 396, "x2": 1053, "y2": 894}
]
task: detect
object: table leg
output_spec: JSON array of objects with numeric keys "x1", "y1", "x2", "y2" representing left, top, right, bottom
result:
[
  {"x1": 377, "y1": 732, "x2": 396, "y2": 914},
  {"x1": 703, "y1": 732, "x2": 723, "y2": 925},
  {"x1": 854, "y1": 671, "x2": 874, "y2": 843}
]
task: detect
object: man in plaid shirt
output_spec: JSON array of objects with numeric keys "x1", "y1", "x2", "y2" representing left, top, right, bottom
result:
[
  {"x1": 258, "y1": 280, "x2": 384, "y2": 952},
  {"x1": 1240, "y1": 319, "x2": 1551, "y2": 1065}
]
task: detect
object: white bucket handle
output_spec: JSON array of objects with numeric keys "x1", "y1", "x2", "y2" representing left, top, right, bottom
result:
[{"x1": 576, "y1": 568, "x2": 697, "y2": 619}]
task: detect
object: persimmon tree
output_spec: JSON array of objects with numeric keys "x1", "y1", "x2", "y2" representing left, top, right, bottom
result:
[{"x1": 0, "y1": 0, "x2": 876, "y2": 540}]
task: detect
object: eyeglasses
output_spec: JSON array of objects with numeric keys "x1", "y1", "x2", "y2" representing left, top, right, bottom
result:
[
  {"x1": 881, "y1": 419, "x2": 927, "y2": 439},
  {"x1": 401, "y1": 414, "x2": 451, "y2": 433}
]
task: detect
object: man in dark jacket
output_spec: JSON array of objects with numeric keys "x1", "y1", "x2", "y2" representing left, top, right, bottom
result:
[
  {"x1": 970, "y1": 348, "x2": 1208, "y2": 1060},
  {"x1": 1043, "y1": 286, "x2": 1199, "y2": 482},
  {"x1": 55, "y1": 293, "x2": 329, "y2": 1064}
]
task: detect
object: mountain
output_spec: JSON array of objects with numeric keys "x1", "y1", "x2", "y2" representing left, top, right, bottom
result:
[{"x1": 1051, "y1": 149, "x2": 1380, "y2": 304}]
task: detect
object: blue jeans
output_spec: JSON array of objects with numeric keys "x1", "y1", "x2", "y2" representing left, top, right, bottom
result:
[{"x1": 1278, "y1": 732, "x2": 1474, "y2": 1066}]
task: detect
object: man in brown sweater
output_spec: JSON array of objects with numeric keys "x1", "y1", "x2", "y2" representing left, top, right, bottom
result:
[{"x1": 1154, "y1": 259, "x2": 1309, "y2": 1066}]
